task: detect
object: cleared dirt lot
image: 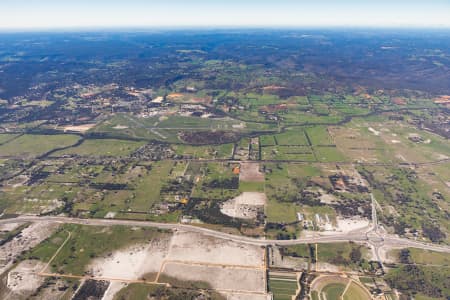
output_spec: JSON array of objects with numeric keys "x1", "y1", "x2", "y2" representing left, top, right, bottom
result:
[
  {"x1": 87, "y1": 230, "x2": 267, "y2": 298},
  {"x1": 0, "y1": 222, "x2": 57, "y2": 275},
  {"x1": 220, "y1": 192, "x2": 266, "y2": 219},
  {"x1": 167, "y1": 231, "x2": 265, "y2": 267},
  {"x1": 87, "y1": 235, "x2": 171, "y2": 280},
  {"x1": 7, "y1": 260, "x2": 46, "y2": 297},
  {"x1": 161, "y1": 263, "x2": 266, "y2": 293},
  {"x1": 227, "y1": 294, "x2": 271, "y2": 300},
  {"x1": 160, "y1": 231, "x2": 267, "y2": 295},
  {"x1": 239, "y1": 162, "x2": 265, "y2": 182},
  {"x1": 62, "y1": 123, "x2": 96, "y2": 132}
]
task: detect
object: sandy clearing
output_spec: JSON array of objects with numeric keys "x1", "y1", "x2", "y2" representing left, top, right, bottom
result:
[
  {"x1": 162, "y1": 263, "x2": 266, "y2": 293},
  {"x1": 167, "y1": 93, "x2": 184, "y2": 99},
  {"x1": 436, "y1": 153, "x2": 449, "y2": 160},
  {"x1": 378, "y1": 245, "x2": 402, "y2": 263},
  {"x1": 396, "y1": 154, "x2": 407, "y2": 162},
  {"x1": 320, "y1": 193, "x2": 337, "y2": 204},
  {"x1": 63, "y1": 123, "x2": 96, "y2": 132},
  {"x1": 92, "y1": 231, "x2": 267, "y2": 298},
  {"x1": 368, "y1": 127, "x2": 380, "y2": 136},
  {"x1": 0, "y1": 222, "x2": 23, "y2": 232},
  {"x1": 316, "y1": 262, "x2": 342, "y2": 273},
  {"x1": 239, "y1": 162, "x2": 265, "y2": 182},
  {"x1": 0, "y1": 222, "x2": 57, "y2": 275},
  {"x1": 220, "y1": 192, "x2": 266, "y2": 219},
  {"x1": 7, "y1": 260, "x2": 46, "y2": 295},
  {"x1": 226, "y1": 294, "x2": 271, "y2": 300},
  {"x1": 335, "y1": 217, "x2": 370, "y2": 233},
  {"x1": 104, "y1": 212, "x2": 117, "y2": 219},
  {"x1": 167, "y1": 231, "x2": 265, "y2": 267},
  {"x1": 112, "y1": 125, "x2": 128, "y2": 130},
  {"x1": 87, "y1": 235, "x2": 171, "y2": 280}
]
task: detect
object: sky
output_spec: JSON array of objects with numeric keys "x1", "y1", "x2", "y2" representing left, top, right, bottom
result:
[{"x1": 0, "y1": 0, "x2": 449, "y2": 30}]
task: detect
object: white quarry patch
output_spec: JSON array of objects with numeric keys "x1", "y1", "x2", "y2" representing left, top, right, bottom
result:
[
  {"x1": 0, "y1": 222, "x2": 57, "y2": 275},
  {"x1": 63, "y1": 123, "x2": 96, "y2": 132},
  {"x1": 87, "y1": 236, "x2": 171, "y2": 280},
  {"x1": 167, "y1": 231, "x2": 265, "y2": 267},
  {"x1": 7, "y1": 260, "x2": 46, "y2": 295},
  {"x1": 89, "y1": 230, "x2": 267, "y2": 299},
  {"x1": 162, "y1": 263, "x2": 266, "y2": 293},
  {"x1": 104, "y1": 211, "x2": 117, "y2": 219},
  {"x1": 368, "y1": 127, "x2": 380, "y2": 136},
  {"x1": 220, "y1": 192, "x2": 266, "y2": 219},
  {"x1": 335, "y1": 217, "x2": 370, "y2": 233}
]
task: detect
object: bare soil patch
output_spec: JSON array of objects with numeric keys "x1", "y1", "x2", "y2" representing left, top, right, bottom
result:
[
  {"x1": 161, "y1": 263, "x2": 266, "y2": 293},
  {"x1": 227, "y1": 294, "x2": 271, "y2": 300},
  {"x1": 221, "y1": 192, "x2": 266, "y2": 219},
  {"x1": 63, "y1": 123, "x2": 96, "y2": 132},
  {"x1": 239, "y1": 162, "x2": 265, "y2": 182},
  {"x1": 167, "y1": 231, "x2": 265, "y2": 267},
  {"x1": 87, "y1": 235, "x2": 171, "y2": 280},
  {"x1": 0, "y1": 222, "x2": 23, "y2": 232},
  {"x1": 7, "y1": 260, "x2": 46, "y2": 296},
  {"x1": 0, "y1": 222, "x2": 57, "y2": 275},
  {"x1": 335, "y1": 217, "x2": 370, "y2": 234}
]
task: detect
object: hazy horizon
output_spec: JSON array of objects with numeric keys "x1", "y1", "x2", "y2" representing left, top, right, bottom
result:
[{"x1": 1, "y1": 0, "x2": 449, "y2": 30}]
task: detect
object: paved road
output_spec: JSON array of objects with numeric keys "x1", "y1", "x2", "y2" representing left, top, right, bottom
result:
[{"x1": 1, "y1": 215, "x2": 449, "y2": 254}]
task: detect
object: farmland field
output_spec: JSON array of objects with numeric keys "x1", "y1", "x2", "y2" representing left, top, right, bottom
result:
[{"x1": 0, "y1": 134, "x2": 80, "y2": 158}]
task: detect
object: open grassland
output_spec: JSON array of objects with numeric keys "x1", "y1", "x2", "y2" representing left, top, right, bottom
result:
[
  {"x1": 33, "y1": 159, "x2": 175, "y2": 218},
  {"x1": 359, "y1": 165, "x2": 449, "y2": 242},
  {"x1": 310, "y1": 275, "x2": 371, "y2": 300},
  {"x1": 313, "y1": 146, "x2": 347, "y2": 162},
  {"x1": 342, "y1": 282, "x2": 371, "y2": 300},
  {"x1": 341, "y1": 116, "x2": 450, "y2": 164},
  {"x1": 239, "y1": 180, "x2": 265, "y2": 192},
  {"x1": 305, "y1": 126, "x2": 334, "y2": 145},
  {"x1": 190, "y1": 162, "x2": 240, "y2": 200},
  {"x1": 91, "y1": 113, "x2": 268, "y2": 144},
  {"x1": 391, "y1": 248, "x2": 450, "y2": 266},
  {"x1": 4, "y1": 182, "x2": 74, "y2": 214},
  {"x1": 0, "y1": 134, "x2": 80, "y2": 158},
  {"x1": 113, "y1": 283, "x2": 226, "y2": 300},
  {"x1": 274, "y1": 130, "x2": 309, "y2": 146},
  {"x1": 264, "y1": 163, "x2": 324, "y2": 223},
  {"x1": 27, "y1": 224, "x2": 169, "y2": 276},
  {"x1": 322, "y1": 283, "x2": 346, "y2": 299},
  {"x1": 269, "y1": 273, "x2": 299, "y2": 300},
  {"x1": 409, "y1": 248, "x2": 450, "y2": 266},
  {"x1": 315, "y1": 242, "x2": 370, "y2": 271},
  {"x1": 172, "y1": 143, "x2": 233, "y2": 159},
  {"x1": 130, "y1": 161, "x2": 174, "y2": 211},
  {"x1": 53, "y1": 139, "x2": 145, "y2": 157},
  {"x1": 386, "y1": 265, "x2": 450, "y2": 299},
  {"x1": 261, "y1": 145, "x2": 316, "y2": 161},
  {"x1": 330, "y1": 122, "x2": 393, "y2": 163},
  {"x1": 0, "y1": 133, "x2": 18, "y2": 144},
  {"x1": 260, "y1": 134, "x2": 277, "y2": 146}
]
